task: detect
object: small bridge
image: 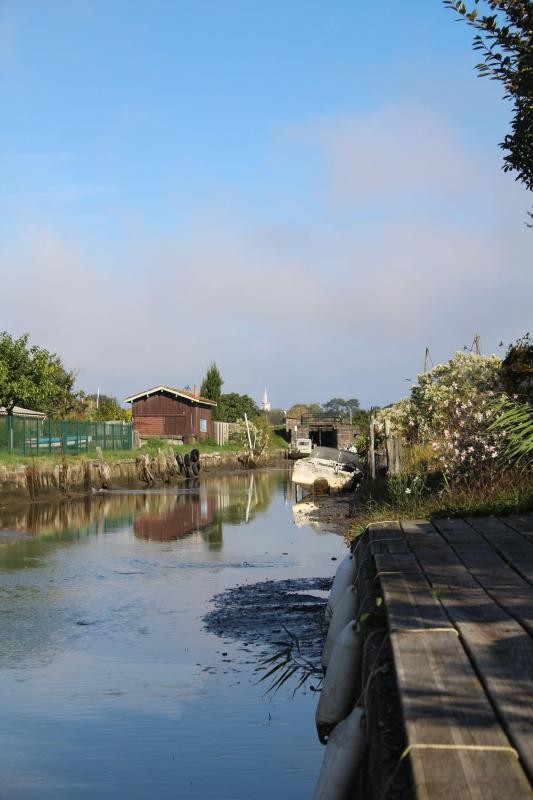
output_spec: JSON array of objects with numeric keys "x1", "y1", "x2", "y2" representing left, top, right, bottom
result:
[{"x1": 288, "y1": 413, "x2": 361, "y2": 449}]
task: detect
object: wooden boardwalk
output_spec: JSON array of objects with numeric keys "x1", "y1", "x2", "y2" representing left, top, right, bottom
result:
[{"x1": 367, "y1": 514, "x2": 533, "y2": 799}]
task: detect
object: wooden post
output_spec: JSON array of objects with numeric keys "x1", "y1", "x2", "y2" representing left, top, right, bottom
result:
[
  {"x1": 244, "y1": 413, "x2": 254, "y2": 458},
  {"x1": 385, "y1": 418, "x2": 394, "y2": 476},
  {"x1": 369, "y1": 414, "x2": 376, "y2": 480},
  {"x1": 394, "y1": 436, "x2": 402, "y2": 475}
]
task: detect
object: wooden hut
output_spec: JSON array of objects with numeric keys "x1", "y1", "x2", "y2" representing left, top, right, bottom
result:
[{"x1": 124, "y1": 385, "x2": 216, "y2": 441}]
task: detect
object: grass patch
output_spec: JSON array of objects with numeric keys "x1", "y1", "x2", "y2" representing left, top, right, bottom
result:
[
  {"x1": 0, "y1": 431, "x2": 288, "y2": 467},
  {"x1": 350, "y1": 468, "x2": 533, "y2": 540}
]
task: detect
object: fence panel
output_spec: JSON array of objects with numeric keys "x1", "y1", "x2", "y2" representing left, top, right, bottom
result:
[{"x1": 0, "y1": 416, "x2": 133, "y2": 456}]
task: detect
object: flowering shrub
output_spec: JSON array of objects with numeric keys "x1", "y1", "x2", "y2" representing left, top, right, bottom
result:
[
  {"x1": 229, "y1": 416, "x2": 270, "y2": 460},
  {"x1": 378, "y1": 353, "x2": 506, "y2": 478}
]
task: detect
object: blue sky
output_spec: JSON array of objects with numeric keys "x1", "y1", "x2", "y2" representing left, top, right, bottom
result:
[{"x1": 1, "y1": 1, "x2": 531, "y2": 409}]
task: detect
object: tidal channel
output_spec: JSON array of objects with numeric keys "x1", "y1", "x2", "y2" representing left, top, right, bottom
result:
[{"x1": 0, "y1": 469, "x2": 347, "y2": 799}]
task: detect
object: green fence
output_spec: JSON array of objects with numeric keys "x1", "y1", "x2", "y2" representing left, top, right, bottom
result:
[{"x1": 0, "y1": 417, "x2": 133, "y2": 456}]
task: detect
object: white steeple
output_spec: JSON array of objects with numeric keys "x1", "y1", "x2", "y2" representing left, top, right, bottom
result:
[{"x1": 262, "y1": 388, "x2": 270, "y2": 412}]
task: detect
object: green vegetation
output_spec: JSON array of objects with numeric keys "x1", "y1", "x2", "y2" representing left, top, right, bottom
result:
[
  {"x1": 200, "y1": 361, "x2": 223, "y2": 405},
  {"x1": 286, "y1": 397, "x2": 368, "y2": 426},
  {"x1": 351, "y1": 468, "x2": 533, "y2": 538},
  {"x1": 216, "y1": 392, "x2": 258, "y2": 422},
  {"x1": 0, "y1": 331, "x2": 75, "y2": 416},
  {"x1": 351, "y1": 340, "x2": 533, "y2": 538},
  {"x1": 500, "y1": 333, "x2": 533, "y2": 403},
  {"x1": 489, "y1": 398, "x2": 533, "y2": 466},
  {"x1": 0, "y1": 331, "x2": 129, "y2": 423}
]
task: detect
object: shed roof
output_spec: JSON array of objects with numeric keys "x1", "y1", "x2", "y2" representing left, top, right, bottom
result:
[
  {"x1": 0, "y1": 405, "x2": 47, "y2": 419},
  {"x1": 124, "y1": 385, "x2": 217, "y2": 406}
]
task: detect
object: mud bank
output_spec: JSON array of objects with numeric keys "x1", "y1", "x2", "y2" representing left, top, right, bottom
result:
[
  {"x1": 0, "y1": 449, "x2": 287, "y2": 507},
  {"x1": 204, "y1": 577, "x2": 333, "y2": 684}
]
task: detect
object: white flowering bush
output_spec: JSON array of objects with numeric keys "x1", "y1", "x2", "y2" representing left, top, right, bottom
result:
[
  {"x1": 378, "y1": 353, "x2": 507, "y2": 478},
  {"x1": 229, "y1": 417, "x2": 270, "y2": 460}
]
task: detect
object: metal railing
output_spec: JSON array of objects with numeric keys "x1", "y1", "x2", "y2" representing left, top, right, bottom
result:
[{"x1": 0, "y1": 416, "x2": 133, "y2": 456}]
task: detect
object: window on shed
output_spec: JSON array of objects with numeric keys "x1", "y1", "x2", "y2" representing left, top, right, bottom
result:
[{"x1": 199, "y1": 418, "x2": 207, "y2": 433}]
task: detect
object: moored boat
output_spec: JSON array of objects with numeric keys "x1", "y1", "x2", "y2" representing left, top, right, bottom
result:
[
  {"x1": 288, "y1": 437, "x2": 313, "y2": 460},
  {"x1": 291, "y1": 446, "x2": 361, "y2": 493}
]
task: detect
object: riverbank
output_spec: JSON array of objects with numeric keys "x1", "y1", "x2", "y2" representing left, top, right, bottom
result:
[
  {"x1": 0, "y1": 448, "x2": 288, "y2": 508},
  {"x1": 292, "y1": 494, "x2": 355, "y2": 537},
  {"x1": 292, "y1": 467, "x2": 533, "y2": 542}
]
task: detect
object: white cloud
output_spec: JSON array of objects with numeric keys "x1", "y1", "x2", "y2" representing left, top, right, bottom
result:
[{"x1": 1, "y1": 105, "x2": 531, "y2": 408}]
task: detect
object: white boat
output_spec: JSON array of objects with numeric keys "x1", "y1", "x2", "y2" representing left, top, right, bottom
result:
[
  {"x1": 291, "y1": 446, "x2": 361, "y2": 493},
  {"x1": 288, "y1": 437, "x2": 313, "y2": 460}
]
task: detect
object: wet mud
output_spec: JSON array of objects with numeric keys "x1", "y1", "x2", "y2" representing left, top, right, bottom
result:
[{"x1": 204, "y1": 576, "x2": 333, "y2": 667}]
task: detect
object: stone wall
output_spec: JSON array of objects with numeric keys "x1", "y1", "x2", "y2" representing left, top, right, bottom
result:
[{"x1": 0, "y1": 449, "x2": 288, "y2": 505}]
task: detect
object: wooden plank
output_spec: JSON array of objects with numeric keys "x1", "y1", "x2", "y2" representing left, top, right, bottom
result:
[
  {"x1": 390, "y1": 629, "x2": 532, "y2": 798},
  {"x1": 503, "y1": 515, "x2": 533, "y2": 536},
  {"x1": 370, "y1": 519, "x2": 533, "y2": 795},
  {"x1": 466, "y1": 517, "x2": 533, "y2": 585},
  {"x1": 410, "y1": 536, "x2": 533, "y2": 783},
  {"x1": 376, "y1": 556, "x2": 455, "y2": 633},
  {"x1": 367, "y1": 521, "x2": 410, "y2": 556},
  {"x1": 432, "y1": 519, "x2": 533, "y2": 635}
]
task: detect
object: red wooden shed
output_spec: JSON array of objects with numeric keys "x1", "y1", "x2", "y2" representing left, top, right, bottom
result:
[{"x1": 124, "y1": 385, "x2": 216, "y2": 440}]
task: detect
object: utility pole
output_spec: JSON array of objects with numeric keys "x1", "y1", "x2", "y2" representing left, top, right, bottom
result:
[
  {"x1": 424, "y1": 347, "x2": 430, "y2": 373},
  {"x1": 474, "y1": 334, "x2": 481, "y2": 355}
]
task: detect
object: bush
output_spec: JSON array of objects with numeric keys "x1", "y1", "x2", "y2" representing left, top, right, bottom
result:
[{"x1": 500, "y1": 333, "x2": 533, "y2": 404}]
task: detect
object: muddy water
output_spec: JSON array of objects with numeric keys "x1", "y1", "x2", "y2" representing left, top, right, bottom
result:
[{"x1": 0, "y1": 469, "x2": 348, "y2": 800}]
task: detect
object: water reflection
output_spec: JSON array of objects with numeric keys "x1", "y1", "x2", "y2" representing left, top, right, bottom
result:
[
  {"x1": 0, "y1": 469, "x2": 288, "y2": 540},
  {"x1": 0, "y1": 467, "x2": 347, "y2": 800}
]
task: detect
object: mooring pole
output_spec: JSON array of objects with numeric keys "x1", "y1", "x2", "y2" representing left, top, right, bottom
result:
[{"x1": 244, "y1": 413, "x2": 254, "y2": 458}]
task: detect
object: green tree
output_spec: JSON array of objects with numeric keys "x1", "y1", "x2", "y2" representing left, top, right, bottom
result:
[
  {"x1": 86, "y1": 394, "x2": 130, "y2": 421},
  {"x1": 268, "y1": 407, "x2": 286, "y2": 425},
  {"x1": 0, "y1": 331, "x2": 75, "y2": 415},
  {"x1": 323, "y1": 398, "x2": 347, "y2": 417},
  {"x1": 286, "y1": 403, "x2": 313, "y2": 421},
  {"x1": 444, "y1": 1, "x2": 533, "y2": 219},
  {"x1": 323, "y1": 397, "x2": 360, "y2": 420},
  {"x1": 500, "y1": 332, "x2": 533, "y2": 403},
  {"x1": 45, "y1": 355, "x2": 78, "y2": 416},
  {"x1": 216, "y1": 392, "x2": 258, "y2": 422},
  {"x1": 200, "y1": 362, "x2": 224, "y2": 404}
]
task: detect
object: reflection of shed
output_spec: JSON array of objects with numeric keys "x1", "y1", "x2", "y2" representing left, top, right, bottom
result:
[
  {"x1": 134, "y1": 494, "x2": 216, "y2": 541},
  {"x1": 124, "y1": 385, "x2": 216, "y2": 440}
]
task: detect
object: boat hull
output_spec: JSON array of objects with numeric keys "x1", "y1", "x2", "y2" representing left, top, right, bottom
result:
[{"x1": 291, "y1": 461, "x2": 356, "y2": 493}]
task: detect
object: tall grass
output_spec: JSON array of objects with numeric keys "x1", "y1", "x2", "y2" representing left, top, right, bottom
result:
[{"x1": 351, "y1": 468, "x2": 533, "y2": 539}]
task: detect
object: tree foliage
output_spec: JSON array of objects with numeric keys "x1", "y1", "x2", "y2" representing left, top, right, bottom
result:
[
  {"x1": 444, "y1": 1, "x2": 533, "y2": 217},
  {"x1": 216, "y1": 392, "x2": 258, "y2": 422},
  {"x1": 200, "y1": 362, "x2": 224, "y2": 403},
  {"x1": 323, "y1": 397, "x2": 360, "y2": 419},
  {"x1": 0, "y1": 331, "x2": 76, "y2": 415},
  {"x1": 82, "y1": 394, "x2": 130, "y2": 421},
  {"x1": 286, "y1": 402, "x2": 323, "y2": 420},
  {"x1": 500, "y1": 332, "x2": 533, "y2": 403},
  {"x1": 267, "y1": 407, "x2": 286, "y2": 425}
]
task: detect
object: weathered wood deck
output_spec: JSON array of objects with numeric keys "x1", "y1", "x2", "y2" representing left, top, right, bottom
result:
[{"x1": 367, "y1": 514, "x2": 533, "y2": 799}]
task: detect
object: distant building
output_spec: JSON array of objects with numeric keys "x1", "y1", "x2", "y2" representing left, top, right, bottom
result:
[
  {"x1": 124, "y1": 385, "x2": 216, "y2": 441},
  {"x1": 261, "y1": 388, "x2": 271, "y2": 413}
]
